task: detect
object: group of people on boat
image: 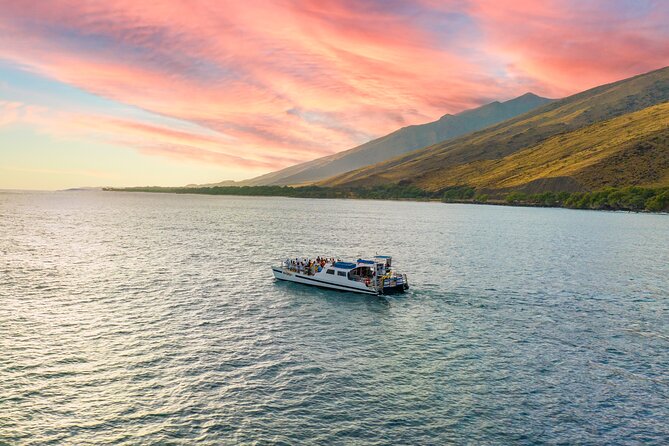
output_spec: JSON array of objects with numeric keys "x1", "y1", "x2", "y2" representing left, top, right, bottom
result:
[{"x1": 283, "y1": 256, "x2": 340, "y2": 276}]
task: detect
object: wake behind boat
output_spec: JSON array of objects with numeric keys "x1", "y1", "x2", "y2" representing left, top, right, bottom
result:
[{"x1": 272, "y1": 255, "x2": 408, "y2": 295}]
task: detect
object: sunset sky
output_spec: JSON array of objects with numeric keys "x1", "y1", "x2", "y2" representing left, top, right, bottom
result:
[{"x1": 1, "y1": 0, "x2": 668, "y2": 189}]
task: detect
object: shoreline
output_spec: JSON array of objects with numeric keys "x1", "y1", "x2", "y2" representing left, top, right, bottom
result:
[{"x1": 103, "y1": 187, "x2": 669, "y2": 214}]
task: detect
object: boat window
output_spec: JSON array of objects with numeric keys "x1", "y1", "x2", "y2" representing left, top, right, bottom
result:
[
  {"x1": 337, "y1": 271, "x2": 346, "y2": 276},
  {"x1": 326, "y1": 269, "x2": 335, "y2": 275}
]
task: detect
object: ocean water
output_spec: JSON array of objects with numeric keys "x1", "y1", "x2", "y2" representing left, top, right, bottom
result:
[{"x1": 1, "y1": 190, "x2": 668, "y2": 445}]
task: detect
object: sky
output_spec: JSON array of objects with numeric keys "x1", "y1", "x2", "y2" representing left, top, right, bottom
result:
[{"x1": 1, "y1": 0, "x2": 668, "y2": 190}]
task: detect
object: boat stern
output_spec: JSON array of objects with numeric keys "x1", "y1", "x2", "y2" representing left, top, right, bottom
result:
[{"x1": 380, "y1": 273, "x2": 409, "y2": 294}]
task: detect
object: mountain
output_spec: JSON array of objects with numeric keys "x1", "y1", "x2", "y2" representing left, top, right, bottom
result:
[
  {"x1": 185, "y1": 180, "x2": 238, "y2": 188},
  {"x1": 238, "y1": 93, "x2": 552, "y2": 186},
  {"x1": 321, "y1": 66, "x2": 669, "y2": 193}
]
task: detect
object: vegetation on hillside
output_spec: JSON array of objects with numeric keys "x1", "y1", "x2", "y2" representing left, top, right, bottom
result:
[
  {"x1": 106, "y1": 184, "x2": 669, "y2": 212},
  {"x1": 500, "y1": 187, "x2": 669, "y2": 211},
  {"x1": 105, "y1": 184, "x2": 435, "y2": 200},
  {"x1": 425, "y1": 102, "x2": 669, "y2": 192}
]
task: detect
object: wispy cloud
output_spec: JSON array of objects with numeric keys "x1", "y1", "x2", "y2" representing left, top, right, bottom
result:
[
  {"x1": 466, "y1": 0, "x2": 669, "y2": 96},
  {"x1": 0, "y1": 100, "x2": 45, "y2": 127},
  {"x1": 0, "y1": 0, "x2": 667, "y2": 176}
]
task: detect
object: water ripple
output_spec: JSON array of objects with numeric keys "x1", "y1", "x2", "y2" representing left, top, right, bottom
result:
[{"x1": 1, "y1": 191, "x2": 668, "y2": 445}]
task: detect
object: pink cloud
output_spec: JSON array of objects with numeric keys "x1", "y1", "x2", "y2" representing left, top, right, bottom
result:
[
  {"x1": 466, "y1": 0, "x2": 669, "y2": 96},
  {"x1": 0, "y1": 0, "x2": 667, "y2": 176},
  {"x1": 14, "y1": 107, "x2": 289, "y2": 169},
  {"x1": 0, "y1": 101, "x2": 22, "y2": 127},
  {"x1": 0, "y1": 101, "x2": 45, "y2": 127}
]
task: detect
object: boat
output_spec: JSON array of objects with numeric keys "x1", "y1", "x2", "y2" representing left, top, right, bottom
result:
[{"x1": 272, "y1": 255, "x2": 409, "y2": 295}]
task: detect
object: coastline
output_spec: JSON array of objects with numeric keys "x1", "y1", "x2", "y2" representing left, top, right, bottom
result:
[{"x1": 104, "y1": 186, "x2": 669, "y2": 214}]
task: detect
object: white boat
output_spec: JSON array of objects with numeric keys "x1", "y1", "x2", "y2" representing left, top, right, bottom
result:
[{"x1": 272, "y1": 255, "x2": 409, "y2": 295}]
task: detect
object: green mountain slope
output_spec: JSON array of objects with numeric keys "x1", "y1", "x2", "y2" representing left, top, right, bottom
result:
[
  {"x1": 321, "y1": 66, "x2": 669, "y2": 192},
  {"x1": 239, "y1": 93, "x2": 552, "y2": 186}
]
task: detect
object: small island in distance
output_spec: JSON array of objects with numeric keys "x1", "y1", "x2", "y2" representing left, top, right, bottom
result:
[{"x1": 109, "y1": 66, "x2": 669, "y2": 213}]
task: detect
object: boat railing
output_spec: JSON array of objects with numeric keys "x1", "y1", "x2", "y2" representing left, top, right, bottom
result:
[{"x1": 280, "y1": 263, "x2": 320, "y2": 276}]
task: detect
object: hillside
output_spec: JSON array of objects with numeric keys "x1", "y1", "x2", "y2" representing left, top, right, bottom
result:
[
  {"x1": 321, "y1": 66, "x2": 669, "y2": 193},
  {"x1": 238, "y1": 93, "x2": 552, "y2": 186}
]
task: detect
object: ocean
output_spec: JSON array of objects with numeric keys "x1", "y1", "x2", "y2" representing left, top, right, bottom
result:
[{"x1": 1, "y1": 190, "x2": 667, "y2": 445}]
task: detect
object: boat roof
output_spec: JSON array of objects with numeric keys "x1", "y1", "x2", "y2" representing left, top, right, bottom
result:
[{"x1": 333, "y1": 261, "x2": 357, "y2": 269}]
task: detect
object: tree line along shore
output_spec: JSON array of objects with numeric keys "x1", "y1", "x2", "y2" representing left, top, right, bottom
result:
[{"x1": 104, "y1": 184, "x2": 669, "y2": 213}]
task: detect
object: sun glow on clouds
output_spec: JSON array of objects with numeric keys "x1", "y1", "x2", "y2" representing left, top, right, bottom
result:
[
  {"x1": 0, "y1": 101, "x2": 44, "y2": 128},
  {"x1": 0, "y1": 0, "x2": 667, "y2": 187}
]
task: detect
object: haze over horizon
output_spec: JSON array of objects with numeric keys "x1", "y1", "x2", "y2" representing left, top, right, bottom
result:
[{"x1": 1, "y1": 0, "x2": 668, "y2": 190}]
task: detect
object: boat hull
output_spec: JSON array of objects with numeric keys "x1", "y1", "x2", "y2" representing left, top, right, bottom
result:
[
  {"x1": 272, "y1": 268, "x2": 379, "y2": 295},
  {"x1": 382, "y1": 283, "x2": 409, "y2": 294}
]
